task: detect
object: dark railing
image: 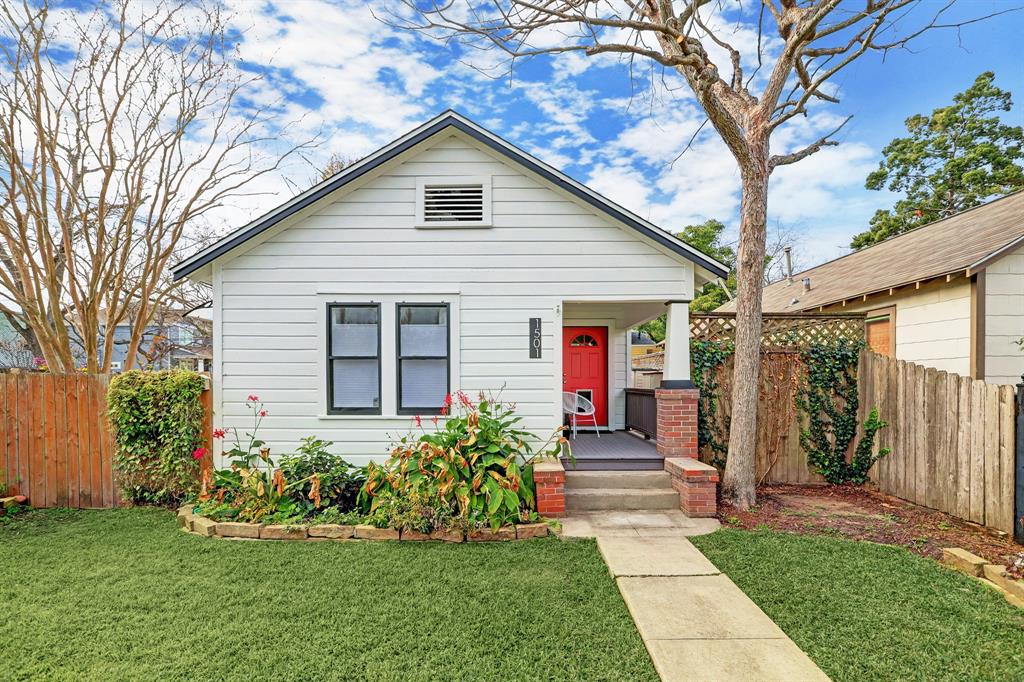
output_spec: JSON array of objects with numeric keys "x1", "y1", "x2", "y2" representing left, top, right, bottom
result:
[{"x1": 625, "y1": 388, "x2": 657, "y2": 440}]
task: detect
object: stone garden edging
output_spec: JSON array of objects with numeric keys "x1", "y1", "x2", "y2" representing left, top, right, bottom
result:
[
  {"x1": 941, "y1": 547, "x2": 1024, "y2": 608},
  {"x1": 177, "y1": 506, "x2": 553, "y2": 543}
]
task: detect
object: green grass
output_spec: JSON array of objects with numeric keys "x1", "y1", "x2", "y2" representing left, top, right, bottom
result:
[
  {"x1": 692, "y1": 529, "x2": 1024, "y2": 682},
  {"x1": 0, "y1": 509, "x2": 656, "y2": 681}
]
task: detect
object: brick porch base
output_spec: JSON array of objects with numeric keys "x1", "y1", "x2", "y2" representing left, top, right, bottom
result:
[
  {"x1": 664, "y1": 457, "x2": 719, "y2": 517},
  {"x1": 534, "y1": 458, "x2": 566, "y2": 517}
]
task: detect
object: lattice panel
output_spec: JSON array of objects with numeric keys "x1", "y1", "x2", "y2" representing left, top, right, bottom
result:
[{"x1": 690, "y1": 313, "x2": 865, "y2": 348}]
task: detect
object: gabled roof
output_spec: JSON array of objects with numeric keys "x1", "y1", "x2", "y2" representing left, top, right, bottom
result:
[
  {"x1": 171, "y1": 110, "x2": 729, "y2": 281},
  {"x1": 720, "y1": 191, "x2": 1024, "y2": 313}
]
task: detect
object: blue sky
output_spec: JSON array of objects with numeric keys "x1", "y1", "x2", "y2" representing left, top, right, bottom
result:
[{"x1": 219, "y1": 0, "x2": 1023, "y2": 270}]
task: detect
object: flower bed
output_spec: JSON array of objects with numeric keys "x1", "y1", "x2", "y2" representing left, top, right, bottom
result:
[
  {"x1": 177, "y1": 505, "x2": 554, "y2": 542},
  {"x1": 186, "y1": 391, "x2": 569, "y2": 540}
]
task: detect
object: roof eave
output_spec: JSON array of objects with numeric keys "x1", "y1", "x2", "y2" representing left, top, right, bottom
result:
[{"x1": 171, "y1": 111, "x2": 729, "y2": 281}]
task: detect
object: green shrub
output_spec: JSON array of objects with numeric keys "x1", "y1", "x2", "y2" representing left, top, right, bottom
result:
[
  {"x1": 277, "y1": 437, "x2": 364, "y2": 515},
  {"x1": 360, "y1": 391, "x2": 566, "y2": 530},
  {"x1": 107, "y1": 370, "x2": 206, "y2": 505}
]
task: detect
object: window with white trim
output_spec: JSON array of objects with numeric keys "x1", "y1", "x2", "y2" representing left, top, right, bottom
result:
[
  {"x1": 397, "y1": 303, "x2": 450, "y2": 414},
  {"x1": 327, "y1": 304, "x2": 381, "y2": 414},
  {"x1": 415, "y1": 176, "x2": 491, "y2": 227}
]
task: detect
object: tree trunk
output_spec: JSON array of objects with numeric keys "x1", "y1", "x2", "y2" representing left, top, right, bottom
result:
[{"x1": 721, "y1": 155, "x2": 770, "y2": 510}]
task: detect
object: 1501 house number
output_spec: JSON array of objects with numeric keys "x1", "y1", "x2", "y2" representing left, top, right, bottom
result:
[{"x1": 529, "y1": 318, "x2": 541, "y2": 359}]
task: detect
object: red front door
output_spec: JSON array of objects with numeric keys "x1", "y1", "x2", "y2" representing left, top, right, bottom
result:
[{"x1": 562, "y1": 326, "x2": 608, "y2": 427}]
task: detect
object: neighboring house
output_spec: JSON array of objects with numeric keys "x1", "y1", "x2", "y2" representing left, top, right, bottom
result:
[
  {"x1": 720, "y1": 192, "x2": 1024, "y2": 384},
  {"x1": 630, "y1": 330, "x2": 660, "y2": 359},
  {"x1": 88, "y1": 307, "x2": 213, "y2": 372},
  {"x1": 0, "y1": 315, "x2": 34, "y2": 369},
  {"x1": 172, "y1": 111, "x2": 728, "y2": 466},
  {"x1": 631, "y1": 349, "x2": 664, "y2": 389}
]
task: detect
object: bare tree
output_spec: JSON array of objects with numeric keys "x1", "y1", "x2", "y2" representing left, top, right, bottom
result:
[
  {"x1": 0, "y1": 0, "x2": 314, "y2": 372},
  {"x1": 387, "y1": 0, "x2": 1010, "y2": 508}
]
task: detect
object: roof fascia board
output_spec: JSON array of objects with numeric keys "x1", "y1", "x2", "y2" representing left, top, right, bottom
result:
[
  {"x1": 172, "y1": 111, "x2": 728, "y2": 281},
  {"x1": 800, "y1": 270, "x2": 966, "y2": 311},
  {"x1": 172, "y1": 114, "x2": 460, "y2": 280},
  {"x1": 446, "y1": 114, "x2": 728, "y2": 277},
  {"x1": 966, "y1": 233, "x2": 1024, "y2": 276},
  {"x1": 445, "y1": 127, "x2": 704, "y2": 277}
]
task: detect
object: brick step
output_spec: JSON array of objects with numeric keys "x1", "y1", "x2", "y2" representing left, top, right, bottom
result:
[
  {"x1": 565, "y1": 488, "x2": 679, "y2": 512},
  {"x1": 565, "y1": 470, "x2": 672, "y2": 490}
]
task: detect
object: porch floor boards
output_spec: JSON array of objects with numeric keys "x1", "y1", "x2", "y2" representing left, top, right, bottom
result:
[{"x1": 563, "y1": 431, "x2": 663, "y2": 471}]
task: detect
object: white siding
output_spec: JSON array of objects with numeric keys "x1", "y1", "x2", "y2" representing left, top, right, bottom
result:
[
  {"x1": 985, "y1": 242, "x2": 1024, "y2": 385},
  {"x1": 214, "y1": 133, "x2": 693, "y2": 465},
  {"x1": 840, "y1": 280, "x2": 972, "y2": 376}
]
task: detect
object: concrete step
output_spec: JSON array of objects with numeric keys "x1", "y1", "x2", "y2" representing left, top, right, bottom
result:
[
  {"x1": 566, "y1": 488, "x2": 679, "y2": 512},
  {"x1": 565, "y1": 470, "x2": 671, "y2": 490},
  {"x1": 563, "y1": 457, "x2": 665, "y2": 471}
]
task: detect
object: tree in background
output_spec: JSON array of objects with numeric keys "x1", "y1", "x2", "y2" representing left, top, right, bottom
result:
[
  {"x1": 639, "y1": 220, "x2": 801, "y2": 341},
  {"x1": 851, "y1": 72, "x2": 1024, "y2": 249},
  {"x1": 389, "y1": 0, "x2": 1000, "y2": 508},
  {"x1": 0, "y1": 1, "x2": 312, "y2": 372}
]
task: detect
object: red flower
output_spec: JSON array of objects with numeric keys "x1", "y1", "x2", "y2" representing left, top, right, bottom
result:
[
  {"x1": 456, "y1": 390, "x2": 472, "y2": 408},
  {"x1": 192, "y1": 447, "x2": 208, "y2": 460},
  {"x1": 914, "y1": 209, "x2": 923, "y2": 218},
  {"x1": 431, "y1": 415, "x2": 439, "y2": 426},
  {"x1": 212, "y1": 428, "x2": 225, "y2": 439},
  {"x1": 414, "y1": 415, "x2": 422, "y2": 427},
  {"x1": 443, "y1": 393, "x2": 453, "y2": 408},
  {"x1": 259, "y1": 410, "x2": 268, "y2": 418},
  {"x1": 247, "y1": 394, "x2": 259, "y2": 402},
  {"x1": 440, "y1": 405, "x2": 448, "y2": 416}
]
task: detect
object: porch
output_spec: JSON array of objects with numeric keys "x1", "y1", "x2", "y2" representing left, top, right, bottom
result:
[{"x1": 562, "y1": 431, "x2": 662, "y2": 471}]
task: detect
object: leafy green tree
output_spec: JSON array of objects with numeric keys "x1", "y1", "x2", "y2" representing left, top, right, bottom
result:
[{"x1": 851, "y1": 72, "x2": 1024, "y2": 249}]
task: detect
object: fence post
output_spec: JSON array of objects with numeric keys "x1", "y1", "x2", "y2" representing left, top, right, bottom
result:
[{"x1": 1015, "y1": 374, "x2": 1024, "y2": 544}]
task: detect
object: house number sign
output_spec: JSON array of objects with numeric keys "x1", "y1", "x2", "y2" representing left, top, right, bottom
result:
[{"x1": 529, "y1": 318, "x2": 542, "y2": 359}]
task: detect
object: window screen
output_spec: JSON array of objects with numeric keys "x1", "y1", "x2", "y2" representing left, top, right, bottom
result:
[
  {"x1": 397, "y1": 304, "x2": 449, "y2": 414},
  {"x1": 327, "y1": 304, "x2": 380, "y2": 413}
]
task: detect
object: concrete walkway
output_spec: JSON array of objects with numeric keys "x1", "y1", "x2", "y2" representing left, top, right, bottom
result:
[
  {"x1": 596, "y1": 534, "x2": 830, "y2": 682},
  {"x1": 562, "y1": 510, "x2": 721, "y2": 538}
]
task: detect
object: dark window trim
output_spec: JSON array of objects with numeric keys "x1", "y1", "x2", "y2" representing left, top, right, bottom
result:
[
  {"x1": 396, "y1": 302, "x2": 450, "y2": 416},
  {"x1": 326, "y1": 302, "x2": 382, "y2": 415}
]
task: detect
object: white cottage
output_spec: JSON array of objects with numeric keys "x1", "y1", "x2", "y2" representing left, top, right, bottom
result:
[{"x1": 173, "y1": 111, "x2": 727, "y2": 472}]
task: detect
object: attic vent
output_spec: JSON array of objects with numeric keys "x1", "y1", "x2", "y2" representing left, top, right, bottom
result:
[
  {"x1": 416, "y1": 176, "x2": 491, "y2": 227},
  {"x1": 424, "y1": 184, "x2": 483, "y2": 221}
]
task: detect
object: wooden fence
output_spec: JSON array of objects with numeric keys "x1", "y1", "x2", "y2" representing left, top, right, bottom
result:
[
  {"x1": 701, "y1": 349, "x2": 1020, "y2": 534},
  {"x1": 1, "y1": 372, "x2": 212, "y2": 509},
  {"x1": 701, "y1": 350, "x2": 823, "y2": 485},
  {"x1": 1, "y1": 373, "x2": 118, "y2": 508},
  {"x1": 861, "y1": 352, "x2": 1018, "y2": 534}
]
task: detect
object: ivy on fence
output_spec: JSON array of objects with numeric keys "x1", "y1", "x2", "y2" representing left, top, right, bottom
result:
[
  {"x1": 107, "y1": 370, "x2": 207, "y2": 505},
  {"x1": 795, "y1": 340, "x2": 890, "y2": 484},
  {"x1": 691, "y1": 340, "x2": 733, "y2": 466}
]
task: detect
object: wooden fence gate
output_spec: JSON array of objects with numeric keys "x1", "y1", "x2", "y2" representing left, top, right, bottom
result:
[{"x1": 1, "y1": 374, "x2": 118, "y2": 508}]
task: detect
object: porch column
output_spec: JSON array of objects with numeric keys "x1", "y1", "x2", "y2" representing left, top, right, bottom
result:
[
  {"x1": 661, "y1": 301, "x2": 691, "y2": 387},
  {"x1": 657, "y1": 300, "x2": 699, "y2": 459}
]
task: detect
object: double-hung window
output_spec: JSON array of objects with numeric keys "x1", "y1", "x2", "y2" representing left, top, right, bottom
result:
[
  {"x1": 396, "y1": 303, "x2": 449, "y2": 414},
  {"x1": 327, "y1": 304, "x2": 381, "y2": 414}
]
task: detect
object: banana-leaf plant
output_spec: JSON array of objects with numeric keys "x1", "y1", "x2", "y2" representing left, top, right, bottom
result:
[{"x1": 360, "y1": 391, "x2": 569, "y2": 530}]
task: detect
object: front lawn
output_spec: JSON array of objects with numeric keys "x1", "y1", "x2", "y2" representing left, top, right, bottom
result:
[
  {"x1": 0, "y1": 509, "x2": 656, "y2": 681},
  {"x1": 692, "y1": 528, "x2": 1024, "y2": 682}
]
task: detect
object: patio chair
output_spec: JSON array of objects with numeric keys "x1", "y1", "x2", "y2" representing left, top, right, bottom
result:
[{"x1": 562, "y1": 391, "x2": 601, "y2": 439}]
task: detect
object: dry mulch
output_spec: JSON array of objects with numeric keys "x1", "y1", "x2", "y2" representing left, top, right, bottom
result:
[{"x1": 719, "y1": 484, "x2": 1023, "y2": 570}]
